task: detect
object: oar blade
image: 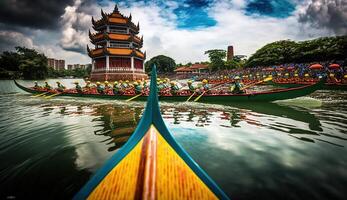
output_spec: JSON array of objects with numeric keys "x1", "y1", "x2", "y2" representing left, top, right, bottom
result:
[
  {"x1": 125, "y1": 93, "x2": 142, "y2": 102},
  {"x1": 45, "y1": 93, "x2": 60, "y2": 99}
]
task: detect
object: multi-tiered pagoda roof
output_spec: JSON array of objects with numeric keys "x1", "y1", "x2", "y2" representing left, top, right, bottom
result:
[{"x1": 88, "y1": 4, "x2": 147, "y2": 81}]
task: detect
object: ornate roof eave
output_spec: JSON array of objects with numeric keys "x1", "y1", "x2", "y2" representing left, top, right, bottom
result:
[
  {"x1": 92, "y1": 16, "x2": 96, "y2": 26},
  {"x1": 88, "y1": 29, "x2": 92, "y2": 38},
  {"x1": 113, "y1": 4, "x2": 119, "y2": 14},
  {"x1": 88, "y1": 47, "x2": 108, "y2": 58},
  {"x1": 128, "y1": 13, "x2": 132, "y2": 21},
  {"x1": 101, "y1": 9, "x2": 107, "y2": 19},
  {"x1": 103, "y1": 47, "x2": 109, "y2": 55},
  {"x1": 87, "y1": 45, "x2": 90, "y2": 54}
]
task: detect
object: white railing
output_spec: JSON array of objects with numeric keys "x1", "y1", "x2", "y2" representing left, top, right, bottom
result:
[{"x1": 93, "y1": 67, "x2": 144, "y2": 73}]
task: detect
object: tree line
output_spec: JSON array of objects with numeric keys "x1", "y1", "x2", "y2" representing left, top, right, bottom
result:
[
  {"x1": 0, "y1": 47, "x2": 91, "y2": 79},
  {"x1": 245, "y1": 35, "x2": 347, "y2": 67},
  {"x1": 144, "y1": 35, "x2": 346, "y2": 72},
  {"x1": 1, "y1": 35, "x2": 345, "y2": 79}
]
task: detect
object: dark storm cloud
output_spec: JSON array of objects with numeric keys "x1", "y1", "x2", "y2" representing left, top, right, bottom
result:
[
  {"x1": 59, "y1": 0, "x2": 98, "y2": 54},
  {"x1": 299, "y1": 0, "x2": 347, "y2": 35},
  {"x1": 0, "y1": 30, "x2": 34, "y2": 52},
  {"x1": 0, "y1": 0, "x2": 74, "y2": 29}
]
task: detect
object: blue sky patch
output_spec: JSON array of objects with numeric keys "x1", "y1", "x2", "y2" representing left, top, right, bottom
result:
[
  {"x1": 245, "y1": 0, "x2": 296, "y2": 18},
  {"x1": 173, "y1": 4, "x2": 216, "y2": 29},
  {"x1": 116, "y1": 0, "x2": 216, "y2": 29}
]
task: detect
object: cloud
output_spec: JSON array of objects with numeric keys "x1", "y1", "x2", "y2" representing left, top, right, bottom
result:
[
  {"x1": 0, "y1": 30, "x2": 34, "y2": 52},
  {"x1": 118, "y1": 0, "x2": 332, "y2": 63},
  {"x1": 0, "y1": 0, "x2": 74, "y2": 29},
  {"x1": 60, "y1": 0, "x2": 95, "y2": 54},
  {"x1": 298, "y1": 0, "x2": 347, "y2": 35},
  {"x1": 245, "y1": 0, "x2": 296, "y2": 18},
  {"x1": 0, "y1": 0, "x2": 343, "y2": 65}
]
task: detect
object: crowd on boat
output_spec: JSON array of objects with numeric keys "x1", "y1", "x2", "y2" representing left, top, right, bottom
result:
[
  {"x1": 193, "y1": 62, "x2": 347, "y2": 85},
  {"x1": 31, "y1": 76, "x2": 251, "y2": 96}
]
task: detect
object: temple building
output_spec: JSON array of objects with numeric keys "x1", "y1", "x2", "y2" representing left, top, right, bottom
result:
[{"x1": 87, "y1": 5, "x2": 147, "y2": 81}]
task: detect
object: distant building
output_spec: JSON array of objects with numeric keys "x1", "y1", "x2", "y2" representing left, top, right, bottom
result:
[
  {"x1": 47, "y1": 58, "x2": 65, "y2": 70},
  {"x1": 227, "y1": 46, "x2": 234, "y2": 61},
  {"x1": 67, "y1": 64, "x2": 87, "y2": 70},
  {"x1": 174, "y1": 63, "x2": 209, "y2": 74}
]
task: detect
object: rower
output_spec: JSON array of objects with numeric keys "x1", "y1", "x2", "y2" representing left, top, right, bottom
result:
[
  {"x1": 104, "y1": 81, "x2": 111, "y2": 94},
  {"x1": 74, "y1": 81, "x2": 83, "y2": 93},
  {"x1": 118, "y1": 80, "x2": 124, "y2": 89},
  {"x1": 165, "y1": 78, "x2": 171, "y2": 88},
  {"x1": 113, "y1": 81, "x2": 121, "y2": 95},
  {"x1": 143, "y1": 80, "x2": 149, "y2": 90},
  {"x1": 134, "y1": 81, "x2": 143, "y2": 94},
  {"x1": 96, "y1": 82, "x2": 104, "y2": 94},
  {"x1": 343, "y1": 74, "x2": 347, "y2": 84},
  {"x1": 231, "y1": 76, "x2": 245, "y2": 94},
  {"x1": 104, "y1": 81, "x2": 110, "y2": 90},
  {"x1": 84, "y1": 81, "x2": 91, "y2": 90},
  {"x1": 44, "y1": 81, "x2": 52, "y2": 90},
  {"x1": 163, "y1": 79, "x2": 168, "y2": 88},
  {"x1": 187, "y1": 80, "x2": 195, "y2": 93},
  {"x1": 56, "y1": 81, "x2": 66, "y2": 92},
  {"x1": 170, "y1": 81, "x2": 179, "y2": 95},
  {"x1": 202, "y1": 79, "x2": 209, "y2": 91},
  {"x1": 33, "y1": 81, "x2": 41, "y2": 89},
  {"x1": 157, "y1": 81, "x2": 165, "y2": 93},
  {"x1": 122, "y1": 80, "x2": 129, "y2": 88}
]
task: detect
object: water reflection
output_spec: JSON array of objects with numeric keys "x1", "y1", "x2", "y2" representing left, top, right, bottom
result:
[
  {"x1": 1, "y1": 91, "x2": 347, "y2": 199},
  {"x1": 34, "y1": 101, "x2": 344, "y2": 151}
]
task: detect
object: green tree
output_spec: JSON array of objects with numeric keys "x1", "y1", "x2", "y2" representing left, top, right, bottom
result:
[
  {"x1": 204, "y1": 49, "x2": 226, "y2": 71},
  {"x1": 225, "y1": 59, "x2": 240, "y2": 69},
  {"x1": 16, "y1": 47, "x2": 48, "y2": 79},
  {"x1": 245, "y1": 36, "x2": 347, "y2": 67},
  {"x1": 0, "y1": 51, "x2": 21, "y2": 71},
  {"x1": 145, "y1": 55, "x2": 176, "y2": 73}
]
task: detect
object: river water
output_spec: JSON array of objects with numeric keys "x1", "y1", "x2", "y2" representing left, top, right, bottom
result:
[{"x1": 0, "y1": 79, "x2": 347, "y2": 199}]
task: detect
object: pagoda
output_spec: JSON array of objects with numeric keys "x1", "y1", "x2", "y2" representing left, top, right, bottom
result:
[{"x1": 87, "y1": 5, "x2": 147, "y2": 81}]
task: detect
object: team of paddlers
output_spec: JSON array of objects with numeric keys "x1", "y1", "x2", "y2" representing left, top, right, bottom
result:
[
  {"x1": 32, "y1": 77, "x2": 248, "y2": 96},
  {"x1": 205, "y1": 72, "x2": 347, "y2": 85}
]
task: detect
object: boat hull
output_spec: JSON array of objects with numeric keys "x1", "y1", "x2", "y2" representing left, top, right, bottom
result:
[
  {"x1": 14, "y1": 79, "x2": 323, "y2": 103},
  {"x1": 268, "y1": 81, "x2": 347, "y2": 91}
]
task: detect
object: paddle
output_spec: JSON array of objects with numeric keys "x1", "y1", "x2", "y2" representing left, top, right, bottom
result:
[
  {"x1": 193, "y1": 91, "x2": 206, "y2": 102},
  {"x1": 45, "y1": 93, "x2": 61, "y2": 99},
  {"x1": 240, "y1": 77, "x2": 272, "y2": 90},
  {"x1": 31, "y1": 92, "x2": 49, "y2": 97},
  {"x1": 125, "y1": 93, "x2": 143, "y2": 102},
  {"x1": 193, "y1": 78, "x2": 272, "y2": 102},
  {"x1": 186, "y1": 92, "x2": 196, "y2": 102},
  {"x1": 192, "y1": 80, "x2": 234, "y2": 102}
]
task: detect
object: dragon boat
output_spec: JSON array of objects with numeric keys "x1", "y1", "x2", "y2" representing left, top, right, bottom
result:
[
  {"x1": 73, "y1": 65, "x2": 230, "y2": 199},
  {"x1": 268, "y1": 80, "x2": 347, "y2": 91},
  {"x1": 14, "y1": 77, "x2": 324, "y2": 103}
]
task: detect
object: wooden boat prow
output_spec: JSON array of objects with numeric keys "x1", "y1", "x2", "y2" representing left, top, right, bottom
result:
[{"x1": 74, "y1": 65, "x2": 230, "y2": 200}]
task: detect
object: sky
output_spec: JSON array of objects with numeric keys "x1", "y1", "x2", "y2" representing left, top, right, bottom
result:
[{"x1": 0, "y1": 0, "x2": 346, "y2": 66}]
